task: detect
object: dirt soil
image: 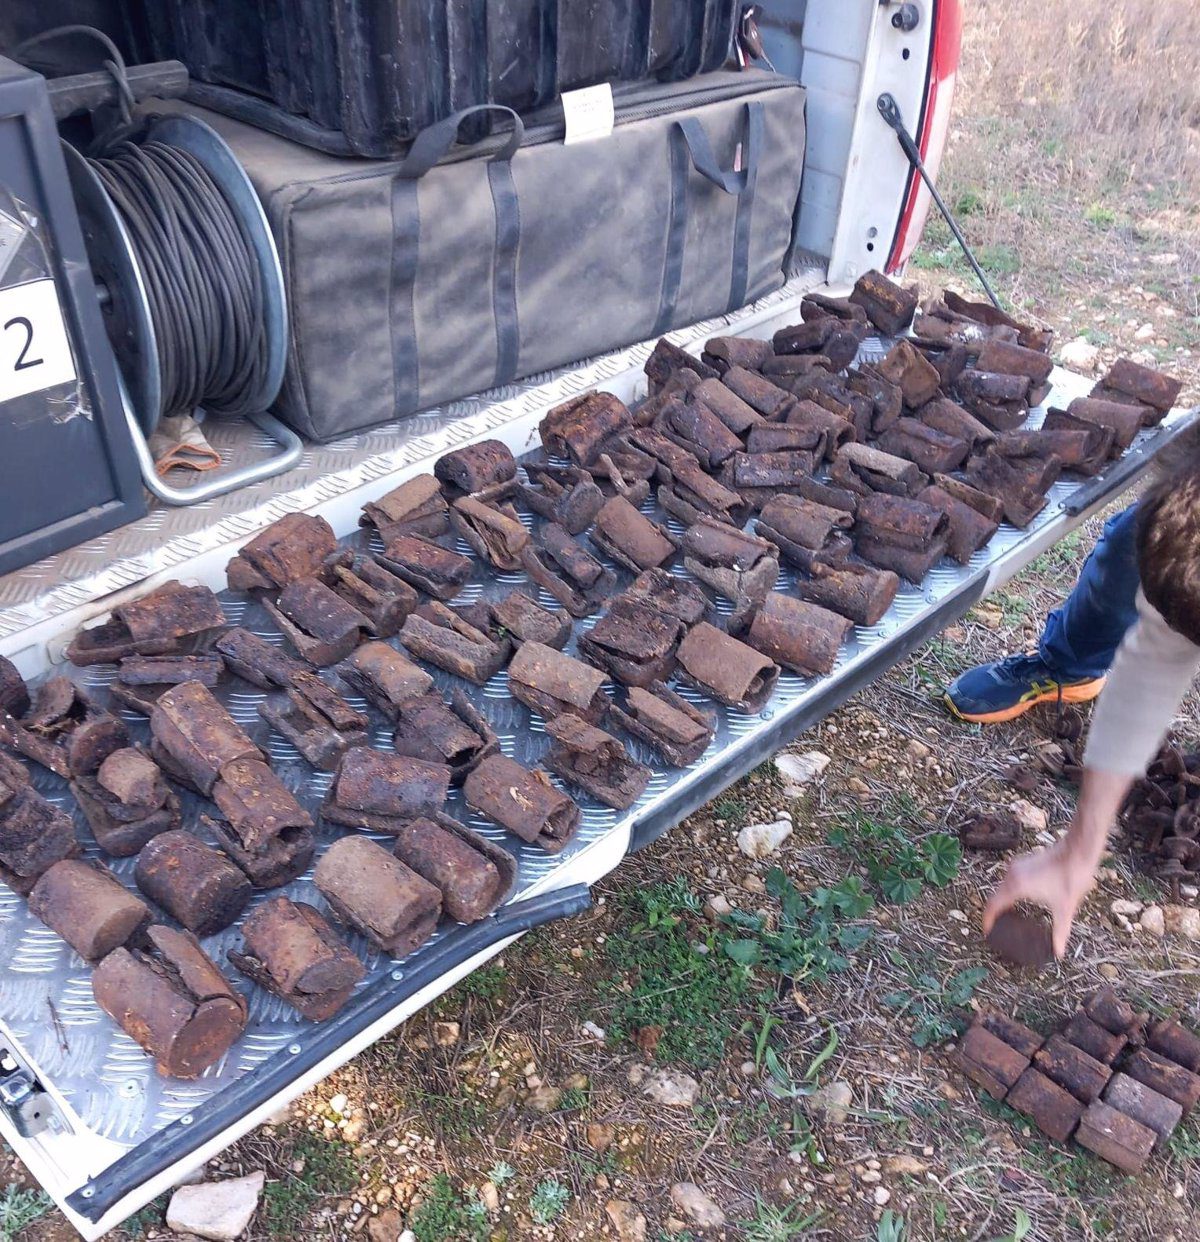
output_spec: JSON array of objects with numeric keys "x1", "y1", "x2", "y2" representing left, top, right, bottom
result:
[{"x1": 7, "y1": 3, "x2": 1200, "y2": 1240}]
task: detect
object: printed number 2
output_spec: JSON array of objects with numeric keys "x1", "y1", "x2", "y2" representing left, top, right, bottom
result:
[{"x1": 4, "y1": 316, "x2": 43, "y2": 372}]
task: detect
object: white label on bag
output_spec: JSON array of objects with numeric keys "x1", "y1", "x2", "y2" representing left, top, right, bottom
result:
[
  {"x1": 562, "y1": 83, "x2": 615, "y2": 145},
  {"x1": 0, "y1": 279, "x2": 77, "y2": 405}
]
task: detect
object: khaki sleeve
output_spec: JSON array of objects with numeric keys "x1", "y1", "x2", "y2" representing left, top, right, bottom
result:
[{"x1": 1083, "y1": 590, "x2": 1200, "y2": 776}]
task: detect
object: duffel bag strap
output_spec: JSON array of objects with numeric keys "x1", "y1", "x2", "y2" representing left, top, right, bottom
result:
[
  {"x1": 654, "y1": 100, "x2": 766, "y2": 333},
  {"x1": 391, "y1": 105, "x2": 525, "y2": 411}
]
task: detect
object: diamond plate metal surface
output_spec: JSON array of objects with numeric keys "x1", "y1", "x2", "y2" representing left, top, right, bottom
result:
[{"x1": 0, "y1": 268, "x2": 829, "y2": 644}]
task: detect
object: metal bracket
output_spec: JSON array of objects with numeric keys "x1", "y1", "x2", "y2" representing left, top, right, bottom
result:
[{"x1": 0, "y1": 1045, "x2": 52, "y2": 1138}]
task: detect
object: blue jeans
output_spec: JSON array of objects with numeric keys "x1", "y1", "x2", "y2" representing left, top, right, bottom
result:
[{"x1": 1038, "y1": 504, "x2": 1141, "y2": 680}]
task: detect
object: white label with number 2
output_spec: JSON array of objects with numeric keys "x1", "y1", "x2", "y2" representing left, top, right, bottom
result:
[{"x1": 0, "y1": 278, "x2": 77, "y2": 406}]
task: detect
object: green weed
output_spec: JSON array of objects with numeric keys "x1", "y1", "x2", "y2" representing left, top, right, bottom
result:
[
  {"x1": 954, "y1": 188, "x2": 986, "y2": 217},
  {"x1": 528, "y1": 1178, "x2": 570, "y2": 1225},
  {"x1": 488, "y1": 1160, "x2": 517, "y2": 1186},
  {"x1": 740, "y1": 1195, "x2": 822, "y2": 1241},
  {"x1": 990, "y1": 1207, "x2": 1033, "y2": 1242},
  {"x1": 883, "y1": 951, "x2": 988, "y2": 1047},
  {"x1": 0, "y1": 1186, "x2": 51, "y2": 1241},
  {"x1": 1084, "y1": 202, "x2": 1117, "y2": 228},
  {"x1": 262, "y1": 1133, "x2": 359, "y2": 1236},
  {"x1": 410, "y1": 1085, "x2": 488, "y2": 1143},
  {"x1": 409, "y1": 1174, "x2": 489, "y2": 1242},
  {"x1": 828, "y1": 814, "x2": 961, "y2": 905},
  {"x1": 448, "y1": 962, "x2": 507, "y2": 1005},
  {"x1": 877, "y1": 1210, "x2": 908, "y2": 1241}
]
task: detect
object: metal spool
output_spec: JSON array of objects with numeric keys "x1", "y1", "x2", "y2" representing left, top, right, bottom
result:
[{"x1": 62, "y1": 113, "x2": 288, "y2": 437}]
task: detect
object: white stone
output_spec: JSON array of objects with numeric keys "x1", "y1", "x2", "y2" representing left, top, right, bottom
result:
[
  {"x1": 737, "y1": 819, "x2": 793, "y2": 859},
  {"x1": 1010, "y1": 799, "x2": 1047, "y2": 834},
  {"x1": 806, "y1": 1080, "x2": 852, "y2": 1126},
  {"x1": 1110, "y1": 899, "x2": 1143, "y2": 917},
  {"x1": 328, "y1": 1093, "x2": 349, "y2": 1116},
  {"x1": 774, "y1": 751, "x2": 831, "y2": 796},
  {"x1": 642, "y1": 1068, "x2": 700, "y2": 1107},
  {"x1": 1164, "y1": 905, "x2": 1200, "y2": 940},
  {"x1": 166, "y1": 1173, "x2": 265, "y2": 1241},
  {"x1": 606, "y1": 1200, "x2": 647, "y2": 1242},
  {"x1": 1140, "y1": 906, "x2": 1165, "y2": 937},
  {"x1": 1058, "y1": 336, "x2": 1099, "y2": 371},
  {"x1": 1134, "y1": 322, "x2": 1156, "y2": 342},
  {"x1": 704, "y1": 893, "x2": 733, "y2": 921},
  {"x1": 479, "y1": 1182, "x2": 500, "y2": 1214},
  {"x1": 433, "y1": 1020, "x2": 460, "y2": 1046},
  {"x1": 581, "y1": 1020, "x2": 606, "y2": 1041},
  {"x1": 874, "y1": 1187, "x2": 892, "y2": 1207},
  {"x1": 669, "y1": 1183, "x2": 726, "y2": 1230}
]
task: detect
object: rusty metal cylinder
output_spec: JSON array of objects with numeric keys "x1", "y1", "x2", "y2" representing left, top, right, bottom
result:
[
  {"x1": 29, "y1": 859, "x2": 150, "y2": 961},
  {"x1": 135, "y1": 830, "x2": 252, "y2": 937},
  {"x1": 392, "y1": 816, "x2": 515, "y2": 923}
]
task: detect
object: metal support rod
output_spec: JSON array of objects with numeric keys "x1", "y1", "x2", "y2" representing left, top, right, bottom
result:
[{"x1": 876, "y1": 92, "x2": 1004, "y2": 310}]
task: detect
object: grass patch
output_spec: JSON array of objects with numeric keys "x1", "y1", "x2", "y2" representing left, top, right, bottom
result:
[
  {"x1": 0, "y1": 1186, "x2": 51, "y2": 1241},
  {"x1": 409, "y1": 1174, "x2": 489, "y2": 1242},
  {"x1": 409, "y1": 1084, "x2": 488, "y2": 1143},
  {"x1": 446, "y1": 962, "x2": 507, "y2": 1005},
  {"x1": 883, "y1": 950, "x2": 988, "y2": 1047},
  {"x1": 740, "y1": 1195, "x2": 822, "y2": 1241},
  {"x1": 528, "y1": 1178, "x2": 571, "y2": 1225},
  {"x1": 262, "y1": 1132, "x2": 359, "y2": 1236},
  {"x1": 828, "y1": 812, "x2": 962, "y2": 905}
]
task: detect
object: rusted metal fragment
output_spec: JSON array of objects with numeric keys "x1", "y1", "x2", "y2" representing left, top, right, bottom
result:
[
  {"x1": 1062, "y1": 396, "x2": 1144, "y2": 451},
  {"x1": 994, "y1": 427, "x2": 1106, "y2": 477},
  {"x1": 135, "y1": 830, "x2": 252, "y2": 936},
  {"x1": 917, "y1": 485, "x2": 999, "y2": 565},
  {"x1": 817, "y1": 326, "x2": 868, "y2": 372},
  {"x1": 1034, "y1": 1035, "x2": 1113, "y2": 1103},
  {"x1": 955, "y1": 369, "x2": 1031, "y2": 431},
  {"x1": 1148, "y1": 1018, "x2": 1200, "y2": 1075},
  {"x1": 0, "y1": 656, "x2": 29, "y2": 718},
  {"x1": 212, "y1": 756, "x2": 314, "y2": 857},
  {"x1": 756, "y1": 494, "x2": 853, "y2": 572},
  {"x1": 877, "y1": 340, "x2": 941, "y2": 408},
  {"x1": 64, "y1": 711, "x2": 130, "y2": 780},
  {"x1": 1042, "y1": 407, "x2": 1116, "y2": 469},
  {"x1": 464, "y1": 753, "x2": 580, "y2": 852},
  {"x1": 659, "y1": 460, "x2": 748, "y2": 528},
  {"x1": 29, "y1": 859, "x2": 149, "y2": 961},
  {"x1": 612, "y1": 683, "x2": 715, "y2": 771},
  {"x1": 214, "y1": 627, "x2": 307, "y2": 691},
  {"x1": 877, "y1": 417, "x2": 969, "y2": 474},
  {"x1": 578, "y1": 598, "x2": 682, "y2": 688},
  {"x1": 481, "y1": 592, "x2": 573, "y2": 650},
  {"x1": 846, "y1": 365, "x2": 904, "y2": 434},
  {"x1": 1006, "y1": 1068, "x2": 1083, "y2": 1143},
  {"x1": 721, "y1": 451, "x2": 819, "y2": 511},
  {"x1": 322, "y1": 552, "x2": 419, "y2": 638},
  {"x1": 1063, "y1": 1010, "x2": 1127, "y2": 1065},
  {"x1": 72, "y1": 732, "x2": 179, "y2": 857},
  {"x1": 795, "y1": 561, "x2": 898, "y2": 628},
  {"x1": 0, "y1": 766, "x2": 78, "y2": 895},
  {"x1": 393, "y1": 813, "x2": 515, "y2": 923},
  {"x1": 957, "y1": 812, "x2": 1021, "y2": 853},
  {"x1": 590, "y1": 434, "x2": 659, "y2": 484},
  {"x1": 787, "y1": 373, "x2": 874, "y2": 437},
  {"x1": 434, "y1": 439, "x2": 516, "y2": 497},
  {"x1": 747, "y1": 421, "x2": 826, "y2": 457},
  {"x1": 954, "y1": 1024, "x2": 1030, "y2": 1100},
  {"x1": 784, "y1": 399, "x2": 856, "y2": 463},
  {"x1": 592, "y1": 496, "x2": 677, "y2": 574},
  {"x1": 676, "y1": 622, "x2": 779, "y2": 713},
  {"x1": 260, "y1": 672, "x2": 369, "y2": 769},
  {"x1": 644, "y1": 338, "x2": 718, "y2": 392},
  {"x1": 118, "y1": 655, "x2": 223, "y2": 688},
  {"x1": 801, "y1": 292, "x2": 870, "y2": 326},
  {"x1": 518, "y1": 464, "x2": 604, "y2": 535},
  {"x1": 746, "y1": 594, "x2": 851, "y2": 677},
  {"x1": 508, "y1": 641, "x2": 609, "y2": 722},
  {"x1": 681, "y1": 518, "x2": 779, "y2": 612},
  {"x1": 921, "y1": 341, "x2": 972, "y2": 390},
  {"x1": 622, "y1": 568, "x2": 709, "y2": 627},
  {"x1": 392, "y1": 691, "x2": 498, "y2": 784},
  {"x1": 1123, "y1": 1048, "x2": 1200, "y2": 1113},
  {"x1": 912, "y1": 308, "x2": 990, "y2": 348},
  {"x1": 521, "y1": 527, "x2": 616, "y2": 619},
  {"x1": 449, "y1": 496, "x2": 529, "y2": 571},
  {"x1": 226, "y1": 514, "x2": 337, "y2": 592},
  {"x1": 93, "y1": 924, "x2": 247, "y2": 1078},
  {"x1": 544, "y1": 714, "x2": 650, "y2": 810},
  {"x1": 975, "y1": 338, "x2": 1054, "y2": 386},
  {"x1": 980, "y1": 1011, "x2": 1044, "y2": 1060},
  {"x1": 1093, "y1": 357, "x2": 1181, "y2": 420},
  {"x1": 655, "y1": 396, "x2": 743, "y2": 470},
  {"x1": 68, "y1": 583, "x2": 226, "y2": 668},
  {"x1": 701, "y1": 372, "x2": 776, "y2": 424},
  {"x1": 1104, "y1": 1073, "x2": 1184, "y2": 1146},
  {"x1": 336, "y1": 640, "x2": 433, "y2": 718},
  {"x1": 986, "y1": 905, "x2": 1055, "y2": 967},
  {"x1": 399, "y1": 602, "x2": 511, "y2": 684},
  {"x1": 761, "y1": 353, "x2": 834, "y2": 381},
  {"x1": 964, "y1": 450, "x2": 1050, "y2": 528},
  {"x1": 627, "y1": 425, "x2": 705, "y2": 481},
  {"x1": 150, "y1": 682, "x2": 262, "y2": 797},
  {"x1": 773, "y1": 317, "x2": 838, "y2": 355},
  {"x1": 315, "y1": 835, "x2": 441, "y2": 958},
  {"x1": 1086, "y1": 986, "x2": 1149, "y2": 1041},
  {"x1": 850, "y1": 270, "x2": 918, "y2": 335},
  {"x1": 230, "y1": 896, "x2": 363, "y2": 1020},
  {"x1": 943, "y1": 290, "x2": 1053, "y2": 353},
  {"x1": 1076, "y1": 1099, "x2": 1156, "y2": 1173},
  {"x1": 830, "y1": 442, "x2": 925, "y2": 498},
  {"x1": 265, "y1": 579, "x2": 372, "y2": 666},
  {"x1": 377, "y1": 532, "x2": 472, "y2": 601},
  {"x1": 701, "y1": 335, "x2": 773, "y2": 373},
  {"x1": 324, "y1": 748, "x2": 451, "y2": 833},
  {"x1": 930, "y1": 472, "x2": 1005, "y2": 525},
  {"x1": 856, "y1": 493, "x2": 948, "y2": 553},
  {"x1": 360, "y1": 474, "x2": 449, "y2": 541},
  {"x1": 200, "y1": 808, "x2": 313, "y2": 889},
  {"x1": 540, "y1": 392, "x2": 632, "y2": 467},
  {"x1": 1, "y1": 690, "x2": 89, "y2": 776}
]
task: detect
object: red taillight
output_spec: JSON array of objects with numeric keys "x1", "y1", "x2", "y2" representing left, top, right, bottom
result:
[{"x1": 885, "y1": 0, "x2": 964, "y2": 274}]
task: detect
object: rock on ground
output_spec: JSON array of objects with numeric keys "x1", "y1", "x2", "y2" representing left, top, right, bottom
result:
[
  {"x1": 1009, "y1": 799, "x2": 1048, "y2": 834},
  {"x1": 641, "y1": 1068, "x2": 700, "y2": 1107},
  {"x1": 1164, "y1": 905, "x2": 1200, "y2": 939},
  {"x1": 166, "y1": 1172, "x2": 265, "y2": 1241},
  {"x1": 806, "y1": 1080, "x2": 852, "y2": 1126},
  {"x1": 669, "y1": 1183, "x2": 726, "y2": 1230},
  {"x1": 526, "y1": 1084, "x2": 563, "y2": 1112},
  {"x1": 737, "y1": 819, "x2": 793, "y2": 859},
  {"x1": 1140, "y1": 906, "x2": 1166, "y2": 937},
  {"x1": 774, "y1": 751, "x2": 830, "y2": 796},
  {"x1": 1059, "y1": 336, "x2": 1100, "y2": 371},
  {"x1": 606, "y1": 1199, "x2": 648, "y2": 1242},
  {"x1": 367, "y1": 1208, "x2": 404, "y2": 1242}
]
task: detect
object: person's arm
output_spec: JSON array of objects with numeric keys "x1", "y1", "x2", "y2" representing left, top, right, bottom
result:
[{"x1": 984, "y1": 591, "x2": 1200, "y2": 957}]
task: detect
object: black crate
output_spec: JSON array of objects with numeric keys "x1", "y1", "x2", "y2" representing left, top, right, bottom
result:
[{"x1": 124, "y1": 0, "x2": 739, "y2": 157}]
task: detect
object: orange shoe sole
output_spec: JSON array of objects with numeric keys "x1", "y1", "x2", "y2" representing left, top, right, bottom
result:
[{"x1": 944, "y1": 677, "x2": 1106, "y2": 725}]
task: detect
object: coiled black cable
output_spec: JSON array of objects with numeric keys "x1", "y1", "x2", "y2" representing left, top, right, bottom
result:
[{"x1": 88, "y1": 139, "x2": 270, "y2": 419}]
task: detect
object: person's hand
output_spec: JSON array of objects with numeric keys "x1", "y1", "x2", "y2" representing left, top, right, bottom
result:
[{"x1": 982, "y1": 836, "x2": 1098, "y2": 958}]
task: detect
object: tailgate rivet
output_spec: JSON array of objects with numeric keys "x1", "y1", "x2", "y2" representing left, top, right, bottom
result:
[
  {"x1": 288, "y1": 1044, "x2": 302, "y2": 1055},
  {"x1": 82, "y1": 1187, "x2": 94, "y2": 1199},
  {"x1": 390, "y1": 970, "x2": 404, "y2": 982},
  {"x1": 180, "y1": 1114, "x2": 193, "y2": 1125}
]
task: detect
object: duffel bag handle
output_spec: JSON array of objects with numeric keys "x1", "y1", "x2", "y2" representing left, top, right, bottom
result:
[
  {"x1": 396, "y1": 104, "x2": 525, "y2": 180},
  {"x1": 674, "y1": 101, "x2": 764, "y2": 194}
]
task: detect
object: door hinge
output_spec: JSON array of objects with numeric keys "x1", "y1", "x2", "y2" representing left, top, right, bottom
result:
[{"x1": 0, "y1": 1046, "x2": 52, "y2": 1138}]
